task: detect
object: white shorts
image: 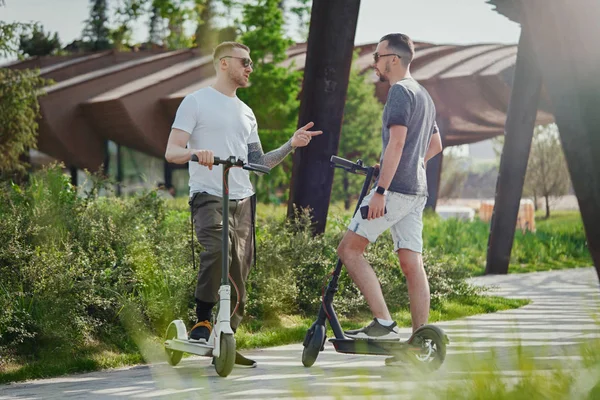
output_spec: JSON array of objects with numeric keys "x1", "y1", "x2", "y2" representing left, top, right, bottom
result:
[{"x1": 348, "y1": 189, "x2": 427, "y2": 253}]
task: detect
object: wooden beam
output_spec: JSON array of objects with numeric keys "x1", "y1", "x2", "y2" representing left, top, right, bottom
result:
[
  {"x1": 521, "y1": 0, "x2": 600, "y2": 280},
  {"x1": 485, "y1": 25, "x2": 542, "y2": 275},
  {"x1": 287, "y1": 0, "x2": 361, "y2": 234}
]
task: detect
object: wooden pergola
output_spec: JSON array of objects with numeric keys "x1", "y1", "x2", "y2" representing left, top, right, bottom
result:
[{"x1": 5, "y1": 37, "x2": 550, "y2": 196}]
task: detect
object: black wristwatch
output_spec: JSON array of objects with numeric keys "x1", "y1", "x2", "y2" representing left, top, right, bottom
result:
[{"x1": 375, "y1": 186, "x2": 386, "y2": 195}]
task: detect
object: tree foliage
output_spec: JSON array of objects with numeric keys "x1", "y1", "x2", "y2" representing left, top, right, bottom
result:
[
  {"x1": 111, "y1": 0, "x2": 146, "y2": 50},
  {"x1": 288, "y1": 0, "x2": 311, "y2": 41},
  {"x1": 18, "y1": 24, "x2": 61, "y2": 57},
  {"x1": 237, "y1": 0, "x2": 300, "y2": 131},
  {"x1": 81, "y1": 0, "x2": 112, "y2": 51},
  {"x1": 0, "y1": 2, "x2": 50, "y2": 179},
  {"x1": 0, "y1": 21, "x2": 29, "y2": 58},
  {"x1": 0, "y1": 69, "x2": 48, "y2": 177},
  {"x1": 235, "y1": 0, "x2": 302, "y2": 203}
]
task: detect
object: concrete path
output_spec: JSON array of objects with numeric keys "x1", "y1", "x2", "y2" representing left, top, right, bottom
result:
[{"x1": 1, "y1": 268, "x2": 599, "y2": 399}]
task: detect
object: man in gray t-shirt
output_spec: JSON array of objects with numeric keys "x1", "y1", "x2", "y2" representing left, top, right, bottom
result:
[{"x1": 338, "y1": 33, "x2": 443, "y2": 341}]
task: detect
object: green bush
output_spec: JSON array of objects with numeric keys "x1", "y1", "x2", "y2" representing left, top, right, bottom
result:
[
  {"x1": 0, "y1": 166, "x2": 196, "y2": 359},
  {"x1": 248, "y1": 207, "x2": 481, "y2": 320},
  {"x1": 0, "y1": 166, "x2": 481, "y2": 362}
]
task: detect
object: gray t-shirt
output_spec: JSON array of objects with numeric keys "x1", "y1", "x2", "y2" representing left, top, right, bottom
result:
[{"x1": 378, "y1": 78, "x2": 438, "y2": 196}]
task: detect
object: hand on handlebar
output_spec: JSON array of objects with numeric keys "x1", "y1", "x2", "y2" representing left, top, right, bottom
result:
[{"x1": 191, "y1": 150, "x2": 214, "y2": 170}]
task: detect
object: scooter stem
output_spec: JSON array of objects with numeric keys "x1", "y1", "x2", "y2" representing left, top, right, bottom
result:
[{"x1": 222, "y1": 164, "x2": 230, "y2": 286}]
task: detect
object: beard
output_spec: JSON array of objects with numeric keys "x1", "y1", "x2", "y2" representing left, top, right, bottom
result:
[
  {"x1": 229, "y1": 70, "x2": 249, "y2": 88},
  {"x1": 377, "y1": 63, "x2": 391, "y2": 82}
]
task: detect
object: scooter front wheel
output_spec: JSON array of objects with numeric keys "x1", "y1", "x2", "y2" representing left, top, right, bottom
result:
[
  {"x1": 214, "y1": 333, "x2": 236, "y2": 377},
  {"x1": 302, "y1": 323, "x2": 325, "y2": 367},
  {"x1": 164, "y1": 320, "x2": 186, "y2": 366}
]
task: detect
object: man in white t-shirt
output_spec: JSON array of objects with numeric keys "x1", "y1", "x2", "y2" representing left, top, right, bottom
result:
[{"x1": 165, "y1": 41, "x2": 322, "y2": 367}]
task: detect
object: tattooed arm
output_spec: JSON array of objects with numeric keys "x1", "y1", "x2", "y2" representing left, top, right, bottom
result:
[
  {"x1": 246, "y1": 121, "x2": 323, "y2": 173},
  {"x1": 247, "y1": 139, "x2": 294, "y2": 172}
]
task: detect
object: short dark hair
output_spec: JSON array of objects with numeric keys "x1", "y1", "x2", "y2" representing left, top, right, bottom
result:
[
  {"x1": 379, "y1": 33, "x2": 414, "y2": 66},
  {"x1": 213, "y1": 41, "x2": 250, "y2": 67}
]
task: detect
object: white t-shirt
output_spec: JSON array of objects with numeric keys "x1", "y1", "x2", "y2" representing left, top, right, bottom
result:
[{"x1": 171, "y1": 87, "x2": 260, "y2": 199}]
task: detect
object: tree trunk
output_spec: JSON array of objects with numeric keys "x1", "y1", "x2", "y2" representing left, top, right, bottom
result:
[{"x1": 545, "y1": 194, "x2": 550, "y2": 219}]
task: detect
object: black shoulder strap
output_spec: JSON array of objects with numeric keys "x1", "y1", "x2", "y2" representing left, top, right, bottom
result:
[{"x1": 251, "y1": 194, "x2": 257, "y2": 268}]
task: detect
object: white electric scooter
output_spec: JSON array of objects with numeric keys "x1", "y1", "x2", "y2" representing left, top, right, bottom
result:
[{"x1": 164, "y1": 155, "x2": 270, "y2": 377}]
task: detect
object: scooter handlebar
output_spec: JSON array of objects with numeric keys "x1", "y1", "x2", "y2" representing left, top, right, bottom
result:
[
  {"x1": 330, "y1": 156, "x2": 355, "y2": 169},
  {"x1": 330, "y1": 155, "x2": 370, "y2": 174},
  {"x1": 190, "y1": 154, "x2": 222, "y2": 165},
  {"x1": 244, "y1": 163, "x2": 271, "y2": 174},
  {"x1": 190, "y1": 154, "x2": 270, "y2": 174}
]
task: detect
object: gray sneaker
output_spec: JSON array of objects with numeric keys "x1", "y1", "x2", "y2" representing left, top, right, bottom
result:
[{"x1": 344, "y1": 319, "x2": 400, "y2": 340}]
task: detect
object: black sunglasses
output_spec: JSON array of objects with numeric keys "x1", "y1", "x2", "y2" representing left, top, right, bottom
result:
[
  {"x1": 220, "y1": 56, "x2": 254, "y2": 69},
  {"x1": 373, "y1": 52, "x2": 401, "y2": 63}
]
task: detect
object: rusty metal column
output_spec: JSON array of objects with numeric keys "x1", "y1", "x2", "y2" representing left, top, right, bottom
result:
[
  {"x1": 485, "y1": 25, "x2": 542, "y2": 275},
  {"x1": 287, "y1": 0, "x2": 361, "y2": 234}
]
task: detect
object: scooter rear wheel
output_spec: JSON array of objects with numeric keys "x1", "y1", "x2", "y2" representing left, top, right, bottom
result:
[
  {"x1": 214, "y1": 333, "x2": 235, "y2": 377},
  {"x1": 409, "y1": 327, "x2": 446, "y2": 371},
  {"x1": 302, "y1": 324, "x2": 325, "y2": 367}
]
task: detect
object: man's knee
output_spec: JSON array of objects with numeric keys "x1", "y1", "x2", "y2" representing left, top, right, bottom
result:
[
  {"x1": 336, "y1": 240, "x2": 350, "y2": 261},
  {"x1": 337, "y1": 231, "x2": 368, "y2": 263},
  {"x1": 337, "y1": 235, "x2": 356, "y2": 261},
  {"x1": 397, "y1": 249, "x2": 423, "y2": 276}
]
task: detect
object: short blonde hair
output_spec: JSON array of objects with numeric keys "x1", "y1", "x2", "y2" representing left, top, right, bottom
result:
[{"x1": 213, "y1": 41, "x2": 250, "y2": 67}]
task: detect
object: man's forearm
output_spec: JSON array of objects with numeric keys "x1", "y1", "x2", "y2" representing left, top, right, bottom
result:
[
  {"x1": 424, "y1": 133, "x2": 442, "y2": 163},
  {"x1": 377, "y1": 141, "x2": 404, "y2": 190},
  {"x1": 165, "y1": 144, "x2": 193, "y2": 164},
  {"x1": 247, "y1": 139, "x2": 293, "y2": 168}
]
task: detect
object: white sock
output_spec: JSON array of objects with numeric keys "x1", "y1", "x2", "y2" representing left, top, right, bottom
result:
[{"x1": 376, "y1": 318, "x2": 394, "y2": 327}]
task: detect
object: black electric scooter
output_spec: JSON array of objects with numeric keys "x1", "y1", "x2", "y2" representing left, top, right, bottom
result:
[
  {"x1": 164, "y1": 155, "x2": 270, "y2": 377},
  {"x1": 301, "y1": 155, "x2": 449, "y2": 370}
]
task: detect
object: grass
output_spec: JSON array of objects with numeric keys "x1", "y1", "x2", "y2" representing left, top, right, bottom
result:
[
  {"x1": 0, "y1": 296, "x2": 528, "y2": 384},
  {"x1": 238, "y1": 296, "x2": 528, "y2": 348},
  {"x1": 199, "y1": 202, "x2": 592, "y2": 276}
]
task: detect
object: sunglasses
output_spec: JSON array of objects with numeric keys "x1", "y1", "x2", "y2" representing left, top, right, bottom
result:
[
  {"x1": 373, "y1": 52, "x2": 401, "y2": 63},
  {"x1": 220, "y1": 56, "x2": 254, "y2": 69}
]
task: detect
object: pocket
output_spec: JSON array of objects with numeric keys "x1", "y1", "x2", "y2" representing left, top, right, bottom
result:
[
  {"x1": 384, "y1": 192, "x2": 418, "y2": 222},
  {"x1": 193, "y1": 194, "x2": 222, "y2": 230},
  {"x1": 192, "y1": 193, "x2": 220, "y2": 212}
]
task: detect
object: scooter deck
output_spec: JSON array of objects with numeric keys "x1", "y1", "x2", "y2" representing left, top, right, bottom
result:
[
  {"x1": 165, "y1": 338, "x2": 213, "y2": 357},
  {"x1": 329, "y1": 338, "x2": 417, "y2": 356}
]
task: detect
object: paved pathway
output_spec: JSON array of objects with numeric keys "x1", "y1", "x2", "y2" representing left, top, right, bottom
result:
[{"x1": 1, "y1": 268, "x2": 599, "y2": 399}]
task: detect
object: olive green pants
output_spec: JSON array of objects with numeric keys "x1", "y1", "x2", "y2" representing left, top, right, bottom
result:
[{"x1": 191, "y1": 192, "x2": 254, "y2": 330}]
